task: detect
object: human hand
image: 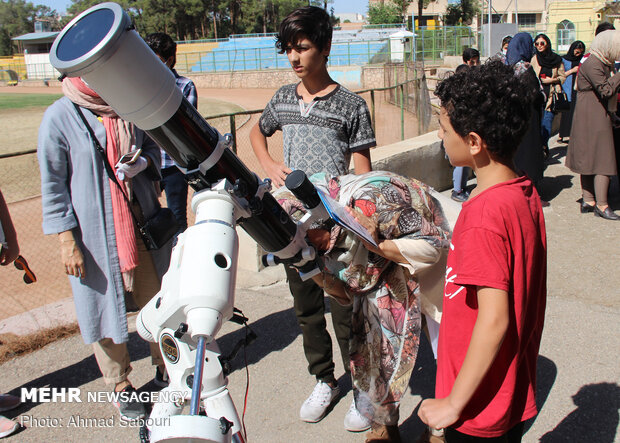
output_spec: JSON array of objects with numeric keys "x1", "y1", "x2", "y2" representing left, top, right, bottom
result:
[
  {"x1": 262, "y1": 160, "x2": 292, "y2": 188},
  {"x1": 307, "y1": 229, "x2": 331, "y2": 251},
  {"x1": 115, "y1": 156, "x2": 148, "y2": 180},
  {"x1": 0, "y1": 242, "x2": 19, "y2": 266},
  {"x1": 60, "y1": 239, "x2": 85, "y2": 278},
  {"x1": 418, "y1": 397, "x2": 461, "y2": 431},
  {"x1": 540, "y1": 76, "x2": 554, "y2": 85}
]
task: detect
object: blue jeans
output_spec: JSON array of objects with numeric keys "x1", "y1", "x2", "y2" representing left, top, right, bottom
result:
[
  {"x1": 541, "y1": 110, "x2": 554, "y2": 147},
  {"x1": 161, "y1": 167, "x2": 188, "y2": 233},
  {"x1": 453, "y1": 166, "x2": 469, "y2": 193}
]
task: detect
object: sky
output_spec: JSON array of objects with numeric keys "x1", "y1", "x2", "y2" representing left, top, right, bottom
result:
[{"x1": 37, "y1": 0, "x2": 367, "y2": 16}]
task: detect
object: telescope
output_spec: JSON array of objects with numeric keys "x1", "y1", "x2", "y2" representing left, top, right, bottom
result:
[{"x1": 50, "y1": 3, "x2": 329, "y2": 442}]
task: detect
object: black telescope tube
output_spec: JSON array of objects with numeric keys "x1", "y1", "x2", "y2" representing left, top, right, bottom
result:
[
  {"x1": 145, "y1": 98, "x2": 298, "y2": 253},
  {"x1": 147, "y1": 98, "x2": 259, "y2": 197}
]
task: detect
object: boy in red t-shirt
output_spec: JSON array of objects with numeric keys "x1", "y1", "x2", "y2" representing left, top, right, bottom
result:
[{"x1": 418, "y1": 61, "x2": 547, "y2": 442}]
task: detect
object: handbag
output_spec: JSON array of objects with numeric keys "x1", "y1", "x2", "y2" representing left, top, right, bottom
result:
[
  {"x1": 139, "y1": 206, "x2": 179, "y2": 250},
  {"x1": 551, "y1": 90, "x2": 570, "y2": 112},
  {"x1": 73, "y1": 103, "x2": 178, "y2": 250}
]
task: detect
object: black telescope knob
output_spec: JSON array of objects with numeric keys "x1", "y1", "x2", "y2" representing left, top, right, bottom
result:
[{"x1": 285, "y1": 170, "x2": 321, "y2": 209}]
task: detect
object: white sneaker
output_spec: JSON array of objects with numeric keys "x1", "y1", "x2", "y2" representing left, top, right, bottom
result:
[
  {"x1": 299, "y1": 381, "x2": 340, "y2": 422},
  {"x1": 344, "y1": 398, "x2": 372, "y2": 432}
]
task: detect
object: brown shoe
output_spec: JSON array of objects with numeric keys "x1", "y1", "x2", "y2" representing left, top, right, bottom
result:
[{"x1": 365, "y1": 423, "x2": 402, "y2": 443}]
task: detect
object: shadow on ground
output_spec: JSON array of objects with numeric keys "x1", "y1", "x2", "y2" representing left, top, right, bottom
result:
[
  {"x1": 216, "y1": 307, "x2": 300, "y2": 374},
  {"x1": 4, "y1": 331, "x2": 153, "y2": 416},
  {"x1": 539, "y1": 382, "x2": 620, "y2": 443},
  {"x1": 399, "y1": 350, "x2": 558, "y2": 443}
]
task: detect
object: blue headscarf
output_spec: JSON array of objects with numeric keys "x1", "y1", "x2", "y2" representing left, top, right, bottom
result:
[{"x1": 506, "y1": 32, "x2": 534, "y2": 66}]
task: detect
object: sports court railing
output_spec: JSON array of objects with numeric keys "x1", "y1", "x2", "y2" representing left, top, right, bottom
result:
[{"x1": 0, "y1": 76, "x2": 434, "y2": 326}]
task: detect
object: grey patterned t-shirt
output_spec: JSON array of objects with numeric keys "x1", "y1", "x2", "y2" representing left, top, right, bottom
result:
[{"x1": 259, "y1": 83, "x2": 376, "y2": 177}]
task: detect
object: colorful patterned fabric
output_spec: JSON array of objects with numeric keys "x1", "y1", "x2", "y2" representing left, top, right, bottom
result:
[{"x1": 275, "y1": 171, "x2": 451, "y2": 425}]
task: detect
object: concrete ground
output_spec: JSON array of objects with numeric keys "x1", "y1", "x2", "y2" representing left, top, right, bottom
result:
[{"x1": 1, "y1": 134, "x2": 619, "y2": 442}]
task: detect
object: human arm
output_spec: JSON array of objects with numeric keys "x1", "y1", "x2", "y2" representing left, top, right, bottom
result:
[
  {"x1": 344, "y1": 206, "x2": 407, "y2": 263},
  {"x1": 250, "y1": 122, "x2": 291, "y2": 187},
  {"x1": 183, "y1": 80, "x2": 198, "y2": 108},
  {"x1": 583, "y1": 58, "x2": 620, "y2": 100},
  {"x1": 352, "y1": 149, "x2": 372, "y2": 174},
  {"x1": 0, "y1": 189, "x2": 19, "y2": 265},
  {"x1": 555, "y1": 61, "x2": 566, "y2": 84},
  {"x1": 37, "y1": 101, "x2": 86, "y2": 276},
  {"x1": 418, "y1": 286, "x2": 509, "y2": 429}
]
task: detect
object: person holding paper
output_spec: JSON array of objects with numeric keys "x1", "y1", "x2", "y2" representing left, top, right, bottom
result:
[{"x1": 274, "y1": 171, "x2": 453, "y2": 441}]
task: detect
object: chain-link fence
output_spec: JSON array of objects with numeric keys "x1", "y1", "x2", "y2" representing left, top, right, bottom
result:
[{"x1": 0, "y1": 66, "x2": 434, "y2": 325}]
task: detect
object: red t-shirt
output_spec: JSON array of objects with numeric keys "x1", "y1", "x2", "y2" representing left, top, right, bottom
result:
[{"x1": 436, "y1": 176, "x2": 547, "y2": 438}]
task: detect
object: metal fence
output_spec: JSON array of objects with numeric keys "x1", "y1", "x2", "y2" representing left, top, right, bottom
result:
[{"x1": 0, "y1": 73, "x2": 435, "y2": 325}]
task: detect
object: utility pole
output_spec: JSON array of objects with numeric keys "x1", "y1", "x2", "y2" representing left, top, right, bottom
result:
[{"x1": 487, "y1": 0, "x2": 492, "y2": 57}]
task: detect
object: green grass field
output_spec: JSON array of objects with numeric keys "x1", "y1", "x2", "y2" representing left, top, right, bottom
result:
[
  {"x1": 0, "y1": 93, "x2": 63, "y2": 110},
  {"x1": 0, "y1": 92, "x2": 246, "y2": 203}
]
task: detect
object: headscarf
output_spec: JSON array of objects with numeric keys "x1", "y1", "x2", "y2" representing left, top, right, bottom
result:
[
  {"x1": 563, "y1": 40, "x2": 585, "y2": 65},
  {"x1": 274, "y1": 171, "x2": 451, "y2": 424},
  {"x1": 506, "y1": 32, "x2": 534, "y2": 66},
  {"x1": 534, "y1": 33, "x2": 563, "y2": 69},
  {"x1": 589, "y1": 30, "x2": 620, "y2": 67},
  {"x1": 62, "y1": 77, "x2": 139, "y2": 291}
]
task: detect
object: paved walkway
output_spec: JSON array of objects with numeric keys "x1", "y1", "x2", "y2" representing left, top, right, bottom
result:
[{"x1": 1, "y1": 135, "x2": 619, "y2": 442}]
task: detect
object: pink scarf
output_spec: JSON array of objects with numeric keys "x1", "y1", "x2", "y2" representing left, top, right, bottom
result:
[{"x1": 62, "y1": 78, "x2": 139, "y2": 290}]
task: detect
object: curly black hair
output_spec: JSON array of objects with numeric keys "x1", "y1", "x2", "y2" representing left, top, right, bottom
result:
[
  {"x1": 434, "y1": 60, "x2": 537, "y2": 161},
  {"x1": 275, "y1": 6, "x2": 332, "y2": 54}
]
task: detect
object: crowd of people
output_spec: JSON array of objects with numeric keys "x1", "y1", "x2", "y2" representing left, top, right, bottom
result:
[
  {"x1": 1, "y1": 4, "x2": 618, "y2": 442},
  {"x1": 457, "y1": 23, "x2": 620, "y2": 217}
]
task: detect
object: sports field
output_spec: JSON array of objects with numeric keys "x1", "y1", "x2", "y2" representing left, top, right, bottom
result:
[{"x1": 0, "y1": 89, "x2": 246, "y2": 201}]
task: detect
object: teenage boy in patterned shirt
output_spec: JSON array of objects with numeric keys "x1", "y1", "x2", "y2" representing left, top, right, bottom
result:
[{"x1": 250, "y1": 5, "x2": 375, "y2": 433}]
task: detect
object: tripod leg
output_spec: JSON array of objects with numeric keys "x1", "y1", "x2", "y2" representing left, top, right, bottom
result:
[{"x1": 204, "y1": 389, "x2": 244, "y2": 441}]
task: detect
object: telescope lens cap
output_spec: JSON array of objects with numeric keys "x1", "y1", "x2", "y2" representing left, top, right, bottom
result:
[{"x1": 56, "y1": 8, "x2": 115, "y2": 62}]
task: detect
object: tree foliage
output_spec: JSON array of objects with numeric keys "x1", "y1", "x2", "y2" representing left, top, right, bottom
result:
[
  {"x1": 1, "y1": 0, "x2": 338, "y2": 55},
  {"x1": 0, "y1": 0, "x2": 59, "y2": 55},
  {"x1": 444, "y1": 0, "x2": 478, "y2": 26},
  {"x1": 367, "y1": 1, "x2": 403, "y2": 24},
  {"x1": 65, "y1": 0, "x2": 329, "y2": 40}
]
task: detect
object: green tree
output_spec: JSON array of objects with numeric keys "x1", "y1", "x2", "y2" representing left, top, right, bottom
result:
[
  {"x1": 444, "y1": 0, "x2": 478, "y2": 26},
  {"x1": 0, "y1": 0, "x2": 58, "y2": 55},
  {"x1": 367, "y1": 1, "x2": 402, "y2": 24},
  {"x1": 392, "y1": 0, "x2": 412, "y2": 24}
]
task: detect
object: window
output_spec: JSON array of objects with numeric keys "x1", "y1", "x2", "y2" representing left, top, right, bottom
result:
[
  {"x1": 557, "y1": 20, "x2": 576, "y2": 52},
  {"x1": 516, "y1": 14, "x2": 536, "y2": 27}
]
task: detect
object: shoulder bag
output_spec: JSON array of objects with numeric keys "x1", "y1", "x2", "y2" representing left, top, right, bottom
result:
[
  {"x1": 550, "y1": 87, "x2": 570, "y2": 113},
  {"x1": 73, "y1": 103, "x2": 178, "y2": 250}
]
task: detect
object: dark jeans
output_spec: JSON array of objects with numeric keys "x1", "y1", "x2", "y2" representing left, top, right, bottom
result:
[
  {"x1": 445, "y1": 421, "x2": 525, "y2": 443},
  {"x1": 541, "y1": 110, "x2": 555, "y2": 148},
  {"x1": 285, "y1": 265, "x2": 352, "y2": 384},
  {"x1": 161, "y1": 167, "x2": 188, "y2": 233}
]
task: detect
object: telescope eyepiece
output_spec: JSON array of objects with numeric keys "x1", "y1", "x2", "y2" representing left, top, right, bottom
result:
[{"x1": 285, "y1": 170, "x2": 321, "y2": 209}]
